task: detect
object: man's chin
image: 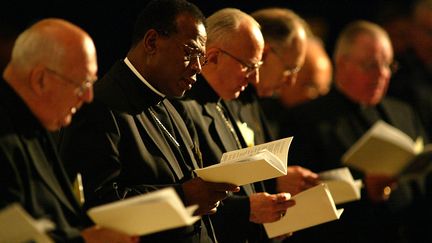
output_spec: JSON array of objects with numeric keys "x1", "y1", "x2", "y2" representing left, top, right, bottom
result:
[{"x1": 171, "y1": 91, "x2": 186, "y2": 99}]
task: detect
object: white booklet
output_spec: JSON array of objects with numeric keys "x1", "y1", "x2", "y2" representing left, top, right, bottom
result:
[
  {"x1": 0, "y1": 203, "x2": 55, "y2": 243},
  {"x1": 342, "y1": 120, "x2": 431, "y2": 176},
  {"x1": 194, "y1": 137, "x2": 293, "y2": 186},
  {"x1": 319, "y1": 167, "x2": 362, "y2": 204},
  {"x1": 87, "y1": 187, "x2": 200, "y2": 236},
  {"x1": 263, "y1": 184, "x2": 344, "y2": 238}
]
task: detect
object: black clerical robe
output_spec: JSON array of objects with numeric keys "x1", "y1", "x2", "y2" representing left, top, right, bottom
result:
[
  {"x1": 59, "y1": 60, "x2": 214, "y2": 243},
  {"x1": 280, "y1": 86, "x2": 430, "y2": 243},
  {"x1": 174, "y1": 78, "x2": 269, "y2": 243},
  {"x1": 0, "y1": 79, "x2": 87, "y2": 242}
]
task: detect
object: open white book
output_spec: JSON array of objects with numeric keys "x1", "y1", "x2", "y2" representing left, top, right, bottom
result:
[
  {"x1": 319, "y1": 167, "x2": 362, "y2": 204},
  {"x1": 263, "y1": 183, "x2": 344, "y2": 238},
  {"x1": 342, "y1": 120, "x2": 432, "y2": 176},
  {"x1": 0, "y1": 203, "x2": 55, "y2": 243},
  {"x1": 194, "y1": 137, "x2": 293, "y2": 186},
  {"x1": 87, "y1": 187, "x2": 200, "y2": 236}
]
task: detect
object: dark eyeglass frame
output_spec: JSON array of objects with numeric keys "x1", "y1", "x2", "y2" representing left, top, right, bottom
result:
[
  {"x1": 45, "y1": 68, "x2": 96, "y2": 97},
  {"x1": 269, "y1": 46, "x2": 302, "y2": 76},
  {"x1": 218, "y1": 48, "x2": 263, "y2": 77}
]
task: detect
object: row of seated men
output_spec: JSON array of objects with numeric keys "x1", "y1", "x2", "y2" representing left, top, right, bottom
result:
[{"x1": 1, "y1": 0, "x2": 431, "y2": 242}]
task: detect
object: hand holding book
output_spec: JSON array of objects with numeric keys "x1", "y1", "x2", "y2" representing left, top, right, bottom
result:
[
  {"x1": 249, "y1": 192, "x2": 295, "y2": 224},
  {"x1": 182, "y1": 177, "x2": 240, "y2": 215},
  {"x1": 277, "y1": 166, "x2": 320, "y2": 196}
]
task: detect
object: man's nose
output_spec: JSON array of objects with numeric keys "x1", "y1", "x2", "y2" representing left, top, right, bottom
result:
[
  {"x1": 189, "y1": 55, "x2": 204, "y2": 74},
  {"x1": 247, "y1": 68, "x2": 259, "y2": 85}
]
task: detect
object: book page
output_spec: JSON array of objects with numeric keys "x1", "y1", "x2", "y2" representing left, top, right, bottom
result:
[
  {"x1": 319, "y1": 167, "x2": 355, "y2": 182},
  {"x1": 194, "y1": 137, "x2": 292, "y2": 185},
  {"x1": 87, "y1": 187, "x2": 200, "y2": 236},
  {"x1": 220, "y1": 137, "x2": 293, "y2": 171},
  {"x1": 343, "y1": 121, "x2": 416, "y2": 163},
  {"x1": 263, "y1": 184, "x2": 343, "y2": 238},
  {"x1": 194, "y1": 151, "x2": 287, "y2": 185},
  {"x1": 369, "y1": 121, "x2": 417, "y2": 152},
  {"x1": 220, "y1": 149, "x2": 285, "y2": 172},
  {"x1": 0, "y1": 203, "x2": 54, "y2": 243},
  {"x1": 342, "y1": 121, "x2": 419, "y2": 176},
  {"x1": 319, "y1": 167, "x2": 362, "y2": 204}
]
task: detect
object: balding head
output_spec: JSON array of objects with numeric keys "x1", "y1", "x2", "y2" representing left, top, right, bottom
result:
[
  {"x1": 206, "y1": 8, "x2": 262, "y2": 50},
  {"x1": 203, "y1": 8, "x2": 264, "y2": 100},
  {"x1": 10, "y1": 18, "x2": 97, "y2": 81},
  {"x1": 3, "y1": 18, "x2": 98, "y2": 131}
]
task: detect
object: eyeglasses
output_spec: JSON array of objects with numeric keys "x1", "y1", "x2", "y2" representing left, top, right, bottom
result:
[
  {"x1": 218, "y1": 48, "x2": 263, "y2": 77},
  {"x1": 282, "y1": 66, "x2": 302, "y2": 77},
  {"x1": 351, "y1": 59, "x2": 399, "y2": 74},
  {"x1": 45, "y1": 68, "x2": 96, "y2": 97},
  {"x1": 158, "y1": 31, "x2": 208, "y2": 69},
  {"x1": 183, "y1": 43, "x2": 207, "y2": 67},
  {"x1": 269, "y1": 46, "x2": 302, "y2": 77}
]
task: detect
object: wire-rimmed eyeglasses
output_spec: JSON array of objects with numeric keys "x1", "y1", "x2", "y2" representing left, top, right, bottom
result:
[
  {"x1": 183, "y1": 43, "x2": 207, "y2": 68},
  {"x1": 156, "y1": 29, "x2": 207, "y2": 69},
  {"x1": 45, "y1": 68, "x2": 96, "y2": 97},
  {"x1": 218, "y1": 48, "x2": 263, "y2": 77}
]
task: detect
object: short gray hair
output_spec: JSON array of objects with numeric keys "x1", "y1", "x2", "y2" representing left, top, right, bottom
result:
[
  {"x1": 11, "y1": 19, "x2": 66, "y2": 73},
  {"x1": 206, "y1": 8, "x2": 260, "y2": 48},
  {"x1": 333, "y1": 20, "x2": 392, "y2": 62}
]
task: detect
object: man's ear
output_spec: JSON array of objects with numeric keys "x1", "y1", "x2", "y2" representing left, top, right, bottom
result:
[
  {"x1": 29, "y1": 66, "x2": 46, "y2": 96},
  {"x1": 142, "y1": 29, "x2": 160, "y2": 55},
  {"x1": 205, "y1": 47, "x2": 219, "y2": 65}
]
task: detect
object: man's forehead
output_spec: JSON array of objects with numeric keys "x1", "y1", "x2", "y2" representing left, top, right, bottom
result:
[{"x1": 174, "y1": 15, "x2": 206, "y2": 44}]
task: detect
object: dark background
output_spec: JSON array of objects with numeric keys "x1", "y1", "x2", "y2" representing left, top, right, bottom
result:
[{"x1": 1, "y1": 0, "x2": 414, "y2": 75}]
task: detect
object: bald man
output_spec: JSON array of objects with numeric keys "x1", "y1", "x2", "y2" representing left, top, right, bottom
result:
[{"x1": 0, "y1": 18, "x2": 138, "y2": 243}]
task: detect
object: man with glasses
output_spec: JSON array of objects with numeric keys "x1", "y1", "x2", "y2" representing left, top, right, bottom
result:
[
  {"x1": 0, "y1": 18, "x2": 139, "y2": 243},
  {"x1": 224, "y1": 8, "x2": 320, "y2": 200},
  {"x1": 58, "y1": 1, "x2": 239, "y2": 242},
  {"x1": 45, "y1": 68, "x2": 95, "y2": 98},
  {"x1": 281, "y1": 20, "x2": 430, "y2": 243},
  {"x1": 173, "y1": 8, "x2": 296, "y2": 243}
]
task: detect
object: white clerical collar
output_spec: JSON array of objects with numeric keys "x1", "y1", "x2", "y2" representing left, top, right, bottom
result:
[{"x1": 124, "y1": 57, "x2": 165, "y2": 98}]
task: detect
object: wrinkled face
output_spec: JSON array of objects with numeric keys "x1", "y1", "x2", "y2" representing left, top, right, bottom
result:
[
  {"x1": 338, "y1": 34, "x2": 394, "y2": 106},
  {"x1": 208, "y1": 24, "x2": 264, "y2": 100},
  {"x1": 258, "y1": 28, "x2": 307, "y2": 97},
  {"x1": 153, "y1": 14, "x2": 207, "y2": 98},
  {"x1": 42, "y1": 36, "x2": 98, "y2": 131}
]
